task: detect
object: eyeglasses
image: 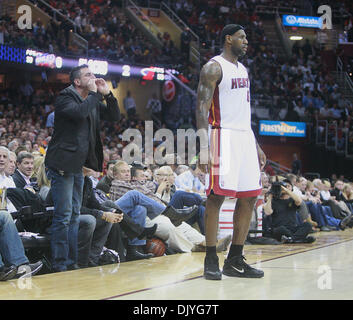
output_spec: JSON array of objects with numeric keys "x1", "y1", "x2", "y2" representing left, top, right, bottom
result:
[{"x1": 156, "y1": 174, "x2": 173, "y2": 177}]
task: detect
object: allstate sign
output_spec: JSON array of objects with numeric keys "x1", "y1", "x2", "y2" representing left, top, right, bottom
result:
[
  {"x1": 283, "y1": 15, "x2": 322, "y2": 29},
  {"x1": 259, "y1": 120, "x2": 306, "y2": 137}
]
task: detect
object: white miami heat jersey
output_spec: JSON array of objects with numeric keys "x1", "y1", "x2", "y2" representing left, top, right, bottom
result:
[{"x1": 208, "y1": 55, "x2": 251, "y2": 131}]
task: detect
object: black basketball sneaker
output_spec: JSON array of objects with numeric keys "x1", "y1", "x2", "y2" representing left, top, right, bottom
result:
[
  {"x1": 222, "y1": 255, "x2": 264, "y2": 278},
  {"x1": 204, "y1": 255, "x2": 222, "y2": 280}
]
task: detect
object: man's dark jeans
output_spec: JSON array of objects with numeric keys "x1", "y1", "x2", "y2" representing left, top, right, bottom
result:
[{"x1": 47, "y1": 168, "x2": 84, "y2": 271}]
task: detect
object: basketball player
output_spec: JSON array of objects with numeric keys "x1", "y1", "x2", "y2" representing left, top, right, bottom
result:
[{"x1": 196, "y1": 24, "x2": 267, "y2": 280}]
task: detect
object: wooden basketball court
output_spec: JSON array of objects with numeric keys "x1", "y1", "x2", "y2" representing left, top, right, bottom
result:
[{"x1": 1, "y1": 229, "x2": 353, "y2": 300}]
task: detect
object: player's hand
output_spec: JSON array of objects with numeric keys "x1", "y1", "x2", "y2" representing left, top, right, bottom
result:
[
  {"x1": 198, "y1": 149, "x2": 210, "y2": 174},
  {"x1": 257, "y1": 145, "x2": 267, "y2": 170},
  {"x1": 95, "y1": 78, "x2": 110, "y2": 95}
]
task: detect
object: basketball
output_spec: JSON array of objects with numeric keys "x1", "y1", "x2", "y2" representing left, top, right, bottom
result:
[{"x1": 145, "y1": 238, "x2": 166, "y2": 257}]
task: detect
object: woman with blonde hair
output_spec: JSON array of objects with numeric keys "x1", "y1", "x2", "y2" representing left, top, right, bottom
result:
[
  {"x1": 320, "y1": 180, "x2": 332, "y2": 202},
  {"x1": 342, "y1": 183, "x2": 353, "y2": 213},
  {"x1": 342, "y1": 184, "x2": 353, "y2": 200},
  {"x1": 36, "y1": 158, "x2": 51, "y2": 202},
  {"x1": 301, "y1": 180, "x2": 320, "y2": 231},
  {"x1": 32, "y1": 155, "x2": 45, "y2": 180},
  {"x1": 305, "y1": 180, "x2": 321, "y2": 204}
]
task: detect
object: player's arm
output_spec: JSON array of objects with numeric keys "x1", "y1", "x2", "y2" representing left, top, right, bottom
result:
[
  {"x1": 196, "y1": 60, "x2": 221, "y2": 131},
  {"x1": 196, "y1": 61, "x2": 222, "y2": 171},
  {"x1": 255, "y1": 138, "x2": 266, "y2": 170},
  {"x1": 252, "y1": 123, "x2": 266, "y2": 170}
]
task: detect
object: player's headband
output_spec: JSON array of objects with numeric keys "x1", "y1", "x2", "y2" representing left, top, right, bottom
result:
[{"x1": 221, "y1": 24, "x2": 245, "y2": 44}]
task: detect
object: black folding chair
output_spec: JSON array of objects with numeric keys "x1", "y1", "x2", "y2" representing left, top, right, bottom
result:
[{"x1": 11, "y1": 206, "x2": 53, "y2": 273}]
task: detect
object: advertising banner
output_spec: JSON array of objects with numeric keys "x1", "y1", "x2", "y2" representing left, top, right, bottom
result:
[
  {"x1": 282, "y1": 15, "x2": 322, "y2": 28},
  {"x1": 259, "y1": 120, "x2": 306, "y2": 137}
]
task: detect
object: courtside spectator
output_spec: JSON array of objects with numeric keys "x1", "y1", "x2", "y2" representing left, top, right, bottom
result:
[{"x1": 263, "y1": 179, "x2": 315, "y2": 243}]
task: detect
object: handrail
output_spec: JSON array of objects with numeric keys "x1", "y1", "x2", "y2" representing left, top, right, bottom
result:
[
  {"x1": 266, "y1": 159, "x2": 291, "y2": 175},
  {"x1": 326, "y1": 121, "x2": 337, "y2": 150},
  {"x1": 160, "y1": 2, "x2": 200, "y2": 71},
  {"x1": 160, "y1": 2, "x2": 199, "y2": 44},
  {"x1": 334, "y1": 57, "x2": 353, "y2": 103},
  {"x1": 344, "y1": 72, "x2": 353, "y2": 94},
  {"x1": 34, "y1": 0, "x2": 79, "y2": 32},
  {"x1": 316, "y1": 120, "x2": 327, "y2": 145},
  {"x1": 125, "y1": 0, "x2": 162, "y2": 43},
  {"x1": 275, "y1": 10, "x2": 291, "y2": 58},
  {"x1": 125, "y1": 0, "x2": 200, "y2": 70},
  {"x1": 315, "y1": 120, "x2": 353, "y2": 161},
  {"x1": 29, "y1": 0, "x2": 88, "y2": 55}
]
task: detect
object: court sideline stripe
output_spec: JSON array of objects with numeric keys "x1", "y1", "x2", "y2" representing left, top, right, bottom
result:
[
  {"x1": 102, "y1": 237, "x2": 353, "y2": 300},
  {"x1": 256, "y1": 237, "x2": 353, "y2": 265}
]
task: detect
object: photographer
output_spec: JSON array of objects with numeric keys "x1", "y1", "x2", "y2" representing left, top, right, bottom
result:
[{"x1": 263, "y1": 179, "x2": 315, "y2": 243}]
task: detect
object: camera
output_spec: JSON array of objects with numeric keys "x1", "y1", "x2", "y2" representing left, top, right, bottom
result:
[{"x1": 269, "y1": 181, "x2": 285, "y2": 199}]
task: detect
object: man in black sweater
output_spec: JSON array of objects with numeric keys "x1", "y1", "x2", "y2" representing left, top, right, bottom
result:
[{"x1": 45, "y1": 64, "x2": 120, "y2": 272}]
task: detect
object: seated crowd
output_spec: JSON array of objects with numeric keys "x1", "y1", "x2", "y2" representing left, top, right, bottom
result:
[
  {"x1": 2, "y1": 0, "x2": 353, "y2": 136},
  {"x1": 0, "y1": 143, "x2": 234, "y2": 280},
  {"x1": 1, "y1": 0, "x2": 184, "y2": 68},
  {"x1": 259, "y1": 171, "x2": 353, "y2": 244},
  {"x1": 4, "y1": 0, "x2": 353, "y2": 121},
  {"x1": 177, "y1": 0, "x2": 353, "y2": 141},
  {"x1": 1, "y1": 135, "x2": 352, "y2": 281}
]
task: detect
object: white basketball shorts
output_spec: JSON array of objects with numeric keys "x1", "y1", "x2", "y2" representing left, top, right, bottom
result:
[{"x1": 205, "y1": 127, "x2": 262, "y2": 198}]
